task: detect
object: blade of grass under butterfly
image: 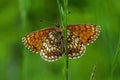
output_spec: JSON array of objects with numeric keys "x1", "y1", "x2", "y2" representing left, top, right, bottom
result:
[
  {"x1": 90, "y1": 64, "x2": 97, "y2": 80},
  {"x1": 111, "y1": 33, "x2": 120, "y2": 80},
  {"x1": 57, "y1": 0, "x2": 68, "y2": 80}
]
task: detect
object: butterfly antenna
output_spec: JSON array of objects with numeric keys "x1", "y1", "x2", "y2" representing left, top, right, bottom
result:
[
  {"x1": 39, "y1": 19, "x2": 61, "y2": 28},
  {"x1": 39, "y1": 19, "x2": 56, "y2": 25}
]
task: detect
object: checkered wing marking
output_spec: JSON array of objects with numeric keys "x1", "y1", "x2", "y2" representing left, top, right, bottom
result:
[
  {"x1": 67, "y1": 29, "x2": 86, "y2": 59},
  {"x1": 40, "y1": 29, "x2": 65, "y2": 62},
  {"x1": 22, "y1": 27, "x2": 65, "y2": 62},
  {"x1": 67, "y1": 24, "x2": 100, "y2": 59},
  {"x1": 68, "y1": 24, "x2": 100, "y2": 45},
  {"x1": 22, "y1": 28, "x2": 54, "y2": 53}
]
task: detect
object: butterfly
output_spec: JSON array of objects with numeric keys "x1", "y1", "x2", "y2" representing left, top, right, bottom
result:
[{"x1": 22, "y1": 24, "x2": 100, "y2": 62}]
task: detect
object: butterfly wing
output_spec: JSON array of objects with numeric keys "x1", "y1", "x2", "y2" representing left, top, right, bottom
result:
[
  {"x1": 22, "y1": 28, "x2": 55, "y2": 53},
  {"x1": 40, "y1": 29, "x2": 65, "y2": 62},
  {"x1": 22, "y1": 27, "x2": 65, "y2": 62},
  {"x1": 22, "y1": 24, "x2": 100, "y2": 61},
  {"x1": 68, "y1": 24, "x2": 100, "y2": 45},
  {"x1": 67, "y1": 24, "x2": 100, "y2": 59}
]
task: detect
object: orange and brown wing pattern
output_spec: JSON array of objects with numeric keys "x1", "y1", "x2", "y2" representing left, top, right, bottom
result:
[
  {"x1": 39, "y1": 30, "x2": 65, "y2": 62},
  {"x1": 68, "y1": 24, "x2": 100, "y2": 45},
  {"x1": 22, "y1": 24, "x2": 101, "y2": 62},
  {"x1": 22, "y1": 27, "x2": 65, "y2": 62},
  {"x1": 67, "y1": 29, "x2": 86, "y2": 59},
  {"x1": 22, "y1": 28, "x2": 56, "y2": 53},
  {"x1": 67, "y1": 24, "x2": 100, "y2": 59}
]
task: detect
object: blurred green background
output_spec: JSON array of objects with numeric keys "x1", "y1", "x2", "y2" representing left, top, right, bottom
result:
[{"x1": 0, "y1": 0, "x2": 120, "y2": 80}]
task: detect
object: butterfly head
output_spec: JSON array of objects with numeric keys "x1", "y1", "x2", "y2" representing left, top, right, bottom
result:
[{"x1": 55, "y1": 23, "x2": 61, "y2": 28}]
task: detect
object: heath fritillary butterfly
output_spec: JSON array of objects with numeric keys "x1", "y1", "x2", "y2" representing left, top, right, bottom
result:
[{"x1": 22, "y1": 24, "x2": 100, "y2": 62}]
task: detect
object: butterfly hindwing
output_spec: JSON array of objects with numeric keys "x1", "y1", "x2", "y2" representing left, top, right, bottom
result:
[
  {"x1": 40, "y1": 29, "x2": 65, "y2": 62},
  {"x1": 67, "y1": 30, "x2": 86, "y2": 59}
]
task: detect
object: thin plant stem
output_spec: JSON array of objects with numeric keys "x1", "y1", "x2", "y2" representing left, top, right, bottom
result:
[
  {"x1": 57, "y1": 0, "x2": 68, "y2": 80},
  {"x1": 19, "y1": 0, "x2": 29, "y2": 31},
  {"x1": 19, "y1": 0, "x2": 29, "y2": 79},
  {"x1": 90, "y1": 64, "x2": 97, "y2": 80},
  {"x1": 63, "y1": 0, "x2": 68, "y2": 80},
  {"x1": 111, "y1": 33, "x2": 120, "y2": 79},
  {"x1": 112, "y1": 33, "x2": 120, "y2": 68}
]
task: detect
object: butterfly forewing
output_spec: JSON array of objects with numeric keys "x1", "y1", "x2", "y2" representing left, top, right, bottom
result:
[
  {"x1": 68, "y1": 24, "x2": 100, "y2": 45},
  {"x1": 22, "y1": 28, "x2": 55, "y2": 53}
]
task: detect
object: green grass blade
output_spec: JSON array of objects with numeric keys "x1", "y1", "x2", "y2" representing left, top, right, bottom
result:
[
  {"x1": 90, "y1": 64, "x2": 97, "y2": 80},
  {"x1": 57, "y1": 0, "x2": 68, "y2": 80}
]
